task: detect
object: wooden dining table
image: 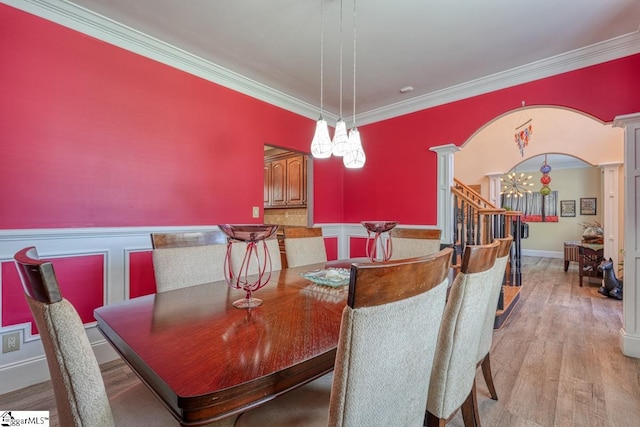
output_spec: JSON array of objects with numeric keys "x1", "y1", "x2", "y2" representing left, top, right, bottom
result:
[{"x1": 94, "y1": 261, "x2": 351, "y2": 426}]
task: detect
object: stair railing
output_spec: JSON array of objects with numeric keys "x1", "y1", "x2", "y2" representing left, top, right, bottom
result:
[{"x1": 451, "y1": 178, "x2": 523, "y2": 288}]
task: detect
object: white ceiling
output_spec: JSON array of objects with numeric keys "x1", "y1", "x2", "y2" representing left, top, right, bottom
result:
[{"x1": 7, "y1": 0, "x2": 640, "y2": 125}]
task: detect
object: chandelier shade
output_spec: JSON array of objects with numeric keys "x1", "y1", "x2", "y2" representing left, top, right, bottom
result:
[
  {"x1": 311, "y1": 118, "x2": 333, "y2": 158},
  {"x1": 343, "y1": 127, "x2": 366, "y2": 168},
  {"x1": 331, "y1": 119, "x2": 349, "y2": 156}
]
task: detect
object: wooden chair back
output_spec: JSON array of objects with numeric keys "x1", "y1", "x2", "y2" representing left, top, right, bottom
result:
[
  {"x1": 151, "y1": 231, "x2": 227, "y2": 249},
  {"x1": 578, "y1": 244, "x2": 604, "y2": 286},
  {"x1": 283, "y1": 226, "x2": 323, "y2": 239}
]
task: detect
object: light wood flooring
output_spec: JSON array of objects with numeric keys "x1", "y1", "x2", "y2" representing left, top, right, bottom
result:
[{"x1": 1, "y1": 256, "x2": 639, "y2": 427}]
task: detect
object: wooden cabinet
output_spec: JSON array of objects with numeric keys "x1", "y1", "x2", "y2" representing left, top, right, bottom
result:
[
  {"x1": 263, "y1": 163, "x2": 272, "y2": 205},
  {"x1": 264, "y1": 154, "x2": 307, "y2": 208},
  {"x1": 286, "y1": 155, "x2": 305, "y2": 205}
]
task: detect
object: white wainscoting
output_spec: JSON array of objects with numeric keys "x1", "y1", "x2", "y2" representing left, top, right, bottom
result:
[{"x1": 0, "y1": 223, "x2": 439, "y2": 393}]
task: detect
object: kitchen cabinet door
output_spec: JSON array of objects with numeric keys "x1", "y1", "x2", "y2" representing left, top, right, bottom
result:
[
  {"x1": 270, "y1": 159, "x2": 287, "y2": 206},
  {"x1": 263, "y1": 162, "x2": 272, "y2": 205},
  {"x1": 286, "y1": 155, "x2": 305, "y2": 206}
]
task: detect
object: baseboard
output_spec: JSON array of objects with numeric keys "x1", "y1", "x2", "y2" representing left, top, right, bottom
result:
[
  {"x1": 521, "y1": 249, "x2": 563, "y2": 258},
  {"x1": 0, "y1": 340, "x2": 119, "y2": 395},
  {"x1": 619, "y1": 328, "x2": 640, "y2": 358}
]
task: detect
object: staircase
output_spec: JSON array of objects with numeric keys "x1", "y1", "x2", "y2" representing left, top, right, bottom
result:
[{"x1": 452, "y1": 178, "x2": 524, "y2": 328}]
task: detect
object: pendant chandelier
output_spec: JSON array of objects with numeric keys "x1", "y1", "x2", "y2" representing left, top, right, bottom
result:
[
  {"x1": 331, "y1": 0, "x2": 349, "y2": 157},
  {"x1": 310, "y1": 0, "x2": 332, "y2": 159},
  {"x1": 342, "y1": 0, "x2": 366, "y2": 168},
  {"x1": 310, "y1": 0, "x2": 365, "y2": 169},
  {"x1": 500, "y1": 170, "x2": 534, "y2": 198}
]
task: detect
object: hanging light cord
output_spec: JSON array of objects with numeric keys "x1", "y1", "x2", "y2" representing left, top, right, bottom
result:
[
  {"x1": 352, "y1": 0, "x2": 357, "y2": 127},
  {"x1": 338, "y1": 0, "x2": 343, "y2": 119},
  {"x1": 319, "y1": 0, "x2": 325, "y2": 118}
]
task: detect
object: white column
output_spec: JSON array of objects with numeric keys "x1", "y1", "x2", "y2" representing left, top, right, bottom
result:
[
  {"x1": 430, "y1": 144, "x2": 460, "y2": 245},
  {"x1": 599, "y1": 162, "x2": 622, "y2": 267},
  {"x1": 486, "y1": 172, "x2": 504, "y2": 208},
  {"x1": 613, "y1": 113, "x2": 640, "y2": 358}
]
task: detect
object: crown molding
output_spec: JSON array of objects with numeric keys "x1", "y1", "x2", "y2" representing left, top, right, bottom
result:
[
  {"x1": 4, "y1": 0, "x2": 639, "y2": 126},
  {"x1": 3, "y1": 0, "x2": 330, "y2": 121},
  {"x1": 358, "y1": 31, "x2": 640, "y2": 125}
]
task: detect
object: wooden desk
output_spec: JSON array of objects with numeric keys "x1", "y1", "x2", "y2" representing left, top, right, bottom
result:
[{"x1": 94, "y1": 262, "x2": 346, "y2": 426}]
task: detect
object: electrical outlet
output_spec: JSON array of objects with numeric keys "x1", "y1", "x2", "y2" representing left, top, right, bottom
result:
[
  {"x1": 252, "y1": 206, "x2": 260, "y2": 218},
  {"x1": 2, "y1": 331, "x2": 21, "y2": 353}
]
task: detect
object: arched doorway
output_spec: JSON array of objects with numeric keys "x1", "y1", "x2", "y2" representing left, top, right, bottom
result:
[{"x1": 454, "y1": 106, "x2": 624, "y2": 266}]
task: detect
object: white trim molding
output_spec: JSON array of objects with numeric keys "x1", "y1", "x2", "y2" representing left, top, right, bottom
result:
[
  {"x1": 613, "y1": 112, "x2": 640, "y2": 358},
  {"x1": 430, "y1": 144, "x2": 460, "y2": 246},
  {"x1": 1, "y1": 223, "x2": 444, "y2": 392},
  {"x1": 3, "y1": 0, "x2": 640, "y2": 126}
]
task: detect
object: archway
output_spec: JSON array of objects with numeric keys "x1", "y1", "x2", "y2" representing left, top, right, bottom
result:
[{"x1": 454, "y1": 106, "x2": 624, "y2": 266}]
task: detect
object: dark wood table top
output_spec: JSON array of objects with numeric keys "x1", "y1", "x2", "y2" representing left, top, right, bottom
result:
[{"x1": 94, "y1": 262, "x2": 348, "y2": 426}]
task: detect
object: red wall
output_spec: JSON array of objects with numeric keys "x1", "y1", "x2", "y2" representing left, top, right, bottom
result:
[
  {"x1": 1, "y1": 4, "x2": 640, "y2": 229},
  {"x1": 0, "y1": 4, "x2": 344, "y2": 228},
  {"x1": 345, "y1": 55, "x2": 640, "y2": 224},
  {"x1": 2, "y1": 255, "x2": 104, "y2": 331}
]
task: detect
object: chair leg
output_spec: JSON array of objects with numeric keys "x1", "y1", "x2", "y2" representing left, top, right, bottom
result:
[
  {"x1": 480, "y1": 353, "x2": 498, "y2": 401},
  {"x1": 472, "y1": 378, "x2": 481, "y2": 427},
  {"x1": 424, "y1": 410, "x2": 446, "y2": 427},
  {"x1": 564, "y1": 260, "x2": 569, "y2": 272},
  {"x1": 461, "y1": 385, "x2": 479, "y2": 427}
]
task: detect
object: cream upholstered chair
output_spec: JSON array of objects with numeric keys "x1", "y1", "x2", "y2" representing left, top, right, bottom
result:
[
  {"x1": 476, "y1": 236, "x2": 513, "y2": 402},
  {"x1": 13, "y1": 247, "x2": 180, "y2": 427},
  {"x1": 426, "y1": 240, "x2": 500, "y2": 427},
  {"x1": 229, "y1": 237, "x2": 282, "y2": 274},
  {"x1": 389, "y1": 228, "x2": 442, "y2": 260},
  {"x1": 236, "y1": 248, "x2": 454, "y2": 427},
  {"x1": 283, "y1": 226, "x2": 327, "y2": 267},
  {"x1": 151, "y1": 231, "x2": 228, "y2": 292}
]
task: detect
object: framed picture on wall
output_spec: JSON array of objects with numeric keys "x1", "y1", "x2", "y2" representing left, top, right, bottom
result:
[
  {"x1": 560, "y1": 200, "x2": 576, "y2": 217},
  {"x1": 580, "y1": 198, "x2": 597, "y2": 215}
]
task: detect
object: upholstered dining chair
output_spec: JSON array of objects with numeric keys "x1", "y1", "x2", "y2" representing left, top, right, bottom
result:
[
  {"x1": 151, "y1": 230, "x2": 228, "y2": 292},
  {"x1": 426, "y1": 240, "x2": 500, "y2": 427},
  {"x1": 475, "y1": 236, "x2": 513, "y2": 408},
  {"x1": 235, "y1": 248, "x2": 454, "y2": 427},
  {"x1": 14, "y1": 247, "x2": 180, "y2": 426},
  {"x1": 283, "y1": 226, "x2": 327, "y2": 267},
  {"x1": 14, "y1": 247, "x2": 237, "y2": 427},
  {"x1": 229, "y1": 236, "x2": 282, "y2": 275},
  {"x1": 389, "y1": 228, "x2": 442, "y2": 260}
]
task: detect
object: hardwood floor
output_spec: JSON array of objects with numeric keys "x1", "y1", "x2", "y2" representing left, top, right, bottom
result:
[
  {"x1": 450, "y1": 256, "x2": 640, "y2": 427},
  {"x1": 1, "y1": 256, "x2": 639, "y2": 427}
]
